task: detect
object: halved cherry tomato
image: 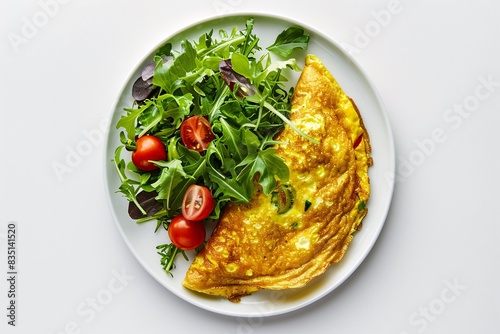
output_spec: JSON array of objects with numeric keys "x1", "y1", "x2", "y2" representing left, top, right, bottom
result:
[
  {"x1": 168, "y1": 214, "x2": 206, "y2": 250},
  {"x1": 131, "y1": 135, "x2": 167, "y2": 171},
  {"x1": 182, "y1": 184, "x2": 215, "y2": 221},
  {"x1": 180, "y1": 116, "x2": 215, "y2": 152}
]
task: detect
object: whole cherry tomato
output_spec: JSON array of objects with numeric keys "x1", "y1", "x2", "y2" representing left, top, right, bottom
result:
[
  {"x1": 131, "y1": 135, "x2": 167, "y2": 171},
  {"x1": 168, "y1": 214, "x2": 206, "y2": 250}
]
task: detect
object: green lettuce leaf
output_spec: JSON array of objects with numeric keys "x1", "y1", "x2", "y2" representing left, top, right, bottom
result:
[{"x1": 266, "y1": 26, "x2": 309, "y2": 58}]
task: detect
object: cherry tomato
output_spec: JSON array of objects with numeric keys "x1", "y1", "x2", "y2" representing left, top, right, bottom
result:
[
  {"x1": 131, "y1": 135, "x2": 167, "y2": 171},
  {"x1": 182, "y1": 184, "x2": 215, "y2": 221},
  {"x1": 168, "y1": 214, "x2": 206, "y2": 250},
  {"x1": 180, "y1": 116, "x2": 215, "y2": 152}
]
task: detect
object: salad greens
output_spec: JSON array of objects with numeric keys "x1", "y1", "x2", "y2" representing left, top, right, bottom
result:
[{"x1": 113, "y1": 18, "x2": 310, "y2": 275}]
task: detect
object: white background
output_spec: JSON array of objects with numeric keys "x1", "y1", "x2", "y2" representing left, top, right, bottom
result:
[{"x1": 1, "y1": 0, "x2": 499, "y2": 333}]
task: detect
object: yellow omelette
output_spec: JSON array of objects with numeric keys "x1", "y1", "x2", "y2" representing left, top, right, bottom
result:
[{"x1": 182, "y1": 54, "x2": 373, "y2": 302}]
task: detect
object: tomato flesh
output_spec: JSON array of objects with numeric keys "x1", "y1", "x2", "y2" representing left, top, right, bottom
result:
[
  {"x1": 182, "y1": 185, "x2": 215, "y2": 221},
  {"x1": 180, "y1": 116, "x2": 215, "y2": 152},
  {"x1": 168, "y1": 214, "x2": 206, "y2": 250},
  {"x1": 132, "y1": 135, "x2": 167, "y2": 171}
]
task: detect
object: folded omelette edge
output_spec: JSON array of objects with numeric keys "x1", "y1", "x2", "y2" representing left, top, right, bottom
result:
[{"x1": 182, "y1": 54, "x2": 373, "y2": 302}]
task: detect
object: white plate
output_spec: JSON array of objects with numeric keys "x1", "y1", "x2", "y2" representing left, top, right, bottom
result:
[{"x1": 103, "y1": 13, "x2": 395, "y2": 317}]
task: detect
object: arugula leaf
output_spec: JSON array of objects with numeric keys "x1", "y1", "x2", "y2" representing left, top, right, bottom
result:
[
  {"x1": 255, "y1": 58, "x2": 301, "y2": 86},
  {"x1": 153, "y1": 40, "x2": 198, "y2": 93},
  {"x1": 176, "y1": 144, "x2": 202, "y2": 164},
  {"x1": 198, "y1": 29, "x2": 246, "y2": 58},
  {"x1": 137, "y1": 104, "x2": 162, "y2": 137},
  {"x1": 117, "y1": 102, "x2": 152, "y2": 140},
  {"x1": 241, "y1": 127, "x2": 260, "y2": 155},
  {"x1": 156, "y1": 243, "x2": 187, "y2": 277},
  {"x1": 151, "y1": 159, "x2": 188, "y2": 210},
  {"x1": 238, "y1": 147, "x2": 289, "y2": 195},
  {"x1": 267, "y1": 26, "x2": 309, "y2": 58},
  {"x1": 155, "y1": 42, "x2": 172, "y2": 58},
  {"x1": 113, "y1": 146, "x2": 146, "y2": 214},
  {"x1": 241, "y1": 18, "x2": 257, "y2": 56},
  {"x1": 219, "y1": 118, "x2": 247, "y2": 162},
  {"x1": 158, "y1": 93, "x2": 193, "y2": 124},
  {"x1": 230, "y1": 53, "x2": 254, "y2": 79},
  {"x1": 217, "y1": 100, "x2": 250, "y2": 125},
  {"x1": 208, "y1": 167, "x2": 251, "y2": 203}
]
